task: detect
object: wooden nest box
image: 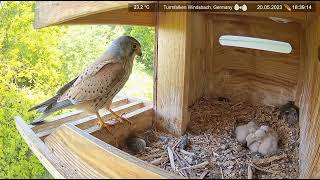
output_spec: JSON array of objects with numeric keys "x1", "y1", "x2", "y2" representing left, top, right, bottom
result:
[{"x1": 16, "y1": 1, "x2": 320, "y2": 179}]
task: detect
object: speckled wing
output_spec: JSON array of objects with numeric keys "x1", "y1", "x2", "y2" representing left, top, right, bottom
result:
[
  {"x1": 73, "y1": 56, "x2": 120, "y2": 87},
  {"x1": 58, "y1": 59, "x2": 124, "y2": 103}
]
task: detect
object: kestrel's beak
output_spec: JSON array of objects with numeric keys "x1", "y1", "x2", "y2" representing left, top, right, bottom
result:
[{"x1": 137, "y1": 46, "x2": 142, "y2": 56}]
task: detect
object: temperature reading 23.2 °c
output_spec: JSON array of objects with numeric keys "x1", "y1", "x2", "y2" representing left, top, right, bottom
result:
[{"x1": 133, "y1": 4, "x2": 150, "y2": 10}]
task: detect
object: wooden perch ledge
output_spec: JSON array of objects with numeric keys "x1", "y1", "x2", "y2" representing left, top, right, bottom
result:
[{"x1": 15, "y1": 96, "x2": 181, "y2": 179}]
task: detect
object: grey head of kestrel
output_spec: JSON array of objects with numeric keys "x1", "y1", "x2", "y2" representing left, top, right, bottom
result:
[{"x1": 29, "y1": 35, "x2": 142, "y2": 132}]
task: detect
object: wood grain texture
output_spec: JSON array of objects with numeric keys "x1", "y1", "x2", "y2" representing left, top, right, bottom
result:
[
  {"x1": 155, "y1": 3, "x2": 191, "y2": 136},
  {"x1": 44, "y1": 132, "x2": 103, "y2": 178},
  {"x1": 90, "y1": 105, "x2": 154, "y2": 148},
  {"x1": 15, "y1": 116, "x2": 73, "y2": 179},
  {"x1": 203, "y1": 14, "x2": 301, "y2": 106},
  {"x1": 295, "y1": 20, "x2": 307, "y2": 108},
  {"x1": 45, "y1": 124, "x2": 180, "y2": 179},
  {"x1": 63, "y1": 8, "x2": 155, "y2": 27},
  {"x1": 209, "y1": 12, "x2": 307, "y2": 24},
  {"x1": 188, "y1": 12, "x2": 206, "y2": 106},
  {"x1": 34, "y1": 1, "x2": 154, "y2": 28},
  {"x1": 298, "y1": 14, "x2": 320, "y2": 179}
]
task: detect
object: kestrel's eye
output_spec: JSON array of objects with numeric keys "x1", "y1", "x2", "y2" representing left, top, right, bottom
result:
[{"x1": 133, "y1": 43, "x2": 137, "y2": 49}]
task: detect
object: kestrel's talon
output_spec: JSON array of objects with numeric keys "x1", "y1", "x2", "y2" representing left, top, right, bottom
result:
[
  {"x1": 117, "y1": 118, "x2": 124, "y2": 123},
  {"x1": 121, "y1": 116, "x2": 133, "y2": 125},
  {"x1": 119, "y1": 112, "x2": 131, "y2": 124},
  {"x1": 108, "y1": 108, "x2": 133, "y2": 125},
  {"x1": 98, "y1": 120, "x2": 113, "y2": 133},
  {"x1": 96, "y1": 113, "x2": 112, "y2": 133},
  {"x1": 110, "y1": 113, "x2": 124, "y2": 123}
]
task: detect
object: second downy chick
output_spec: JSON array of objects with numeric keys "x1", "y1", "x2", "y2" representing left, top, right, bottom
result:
[
  {"x1": 235, "y1": 121, "x2": 258, "y2": 144},
  {"x1": 246, "y1": 125, "x2": 279, "y2": 156}
]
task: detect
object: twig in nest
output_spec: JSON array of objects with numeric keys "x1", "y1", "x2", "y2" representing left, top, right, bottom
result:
[
  {"x1": 231, "y1": 102, "x2": 243, "y2": 109},
  {"x1": 180, "y1": 161, "x2": 209, "y2": 170},
  {"x1": 147, "y1": 148, "x2": 161, "y2": 154},
  {"x1": 139, "y1": 151, "x2": 166, "y2": 160},
  {"x1": 175, "y1": 150, "x2": 191, "y2": 167},
  {"x1": 178, "y1": 171, "x2": 185, "y2": 177},
  {"x1": 248, "y1": 164, "x2": 253, "y2": 179},
  {"x1": 160, "y1": 158, "x2": 169, "y2": 168},
  {"x1": 252, "y1": 154, "x2": 287, "y2": 166},
  {"x1": 150, "y1": 157, "x2": 165, "y2": 165},
  {"x1": 172, "y1": 150, "x2": 190, "y2": 178},
  {"x1": 199, "y1": 170, "x2": 209, "y2": 179},
  {"x1": 180, "y1": 149, "x2": 195, "y2": 156},
  {"x1": 173, "y1": 137, "x2": 183, "y2": 149},
  {"x1": 167, "y1": 146, "x2": 176, "y2": 171},
  {"x1": 173, "y1": 134, "x2": 188, "y2": 150},
  {"x1": 220, "y1": 166, "x2": 224, "y2": 179},
  {"x1": 212, "y1": 151, "x2": 219, "y2": 157},
  {"x1": 250, "y1": 163, "x2": 280, "y2": 174}
]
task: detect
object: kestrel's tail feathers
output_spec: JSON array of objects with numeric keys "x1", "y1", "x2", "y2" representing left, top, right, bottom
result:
[
  {"x1": 28, "y1": 76, "x2": 79, "y2": 125},
  {"x1": 30, "y1": 111, "x2": 53, "y2": 125},
  {"x1": 30, "y1": 99, "x2": 74, "y2": 125},
  {"x1": 28, "y1": 95, "x2": 58, "y2": 112},
  {"x1": 29, "y1": 76, "x2": 79, "y2": 113}
]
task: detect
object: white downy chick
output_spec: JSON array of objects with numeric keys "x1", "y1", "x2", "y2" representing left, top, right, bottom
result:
[
  {"x1": 246, "y1": 128, "x2": 266, "y2": 151},
  {"x1": 236, "y1": 124, "x2": 250, "y2": 144},
  {"x1": 249, "y1": 141, "x2": 260, "y2": 153},
  {"x1": 245, "y1": 125, "x2": 279, "y2": 156},
  {"x1": 258, "y1": 128, "x2": 279, "y2": 156},
  {"x1": 247, "y1": 121, "x2": 258, "y2": 134},
  {"x1": 236, "y1": 121, "x2": 278, "y2": 155},
  {"x1": 254, "y1": 128, "x2": 266, "y2": 139},
  {"x1": 246, "y1": 133, "x2": 257, "y2": 146},
  {"x1": 235, "y1": 121, "x2": 258, "y2": 144},
  {"x1": 260, "y1": 125, "x2": 270, "y2": 132}
]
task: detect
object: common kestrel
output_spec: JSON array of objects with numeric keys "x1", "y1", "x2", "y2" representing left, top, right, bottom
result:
[{"x1": 28, "y1": 36, "x2": 142, "y2": 132}]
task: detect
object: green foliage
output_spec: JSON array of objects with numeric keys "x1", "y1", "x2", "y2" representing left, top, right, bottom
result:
[
  {"x1": 0, "y1": 1, "x2": 63, "y2": 178},
  {"x1": 124, "y1": 26, "x2": 155, "y2": 72},
  {"x1": 119, "y1": 62, "x2": 153, "y2": 100},
  {"x1": 58, "y1": 25, "x2": 125, "y2": 80},
  {"x1": 0, "y1": 2, "x2": 155, "y2": 179},
  {"x1": 58, "y1": 25, "x2": 155, "y2": 80}
]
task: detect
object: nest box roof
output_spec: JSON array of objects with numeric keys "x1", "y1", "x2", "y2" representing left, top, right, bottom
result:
[{"x1": 34, "y1": 1, "x2": 155, "y2": 29}]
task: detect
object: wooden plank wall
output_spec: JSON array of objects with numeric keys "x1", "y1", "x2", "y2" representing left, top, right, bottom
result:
[
  {"x1": 187, "y1": 14, "x2": 302, "y2": 106},
  {"x1": 188, "y1": 13, "x2": 207, "y2": 106},
  {"x1": 298, "y1": 14, "x2": 320, "y2": 178}
]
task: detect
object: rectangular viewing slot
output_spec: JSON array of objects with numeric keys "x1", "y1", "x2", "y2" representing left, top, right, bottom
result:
[{"x1": 219, "y1": 35, "x2": 292, "y2": 54}]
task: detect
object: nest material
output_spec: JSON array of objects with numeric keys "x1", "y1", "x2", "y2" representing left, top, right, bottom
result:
[{"x1": 125, "y1": 97, "x2": 300, "y2": 179}]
